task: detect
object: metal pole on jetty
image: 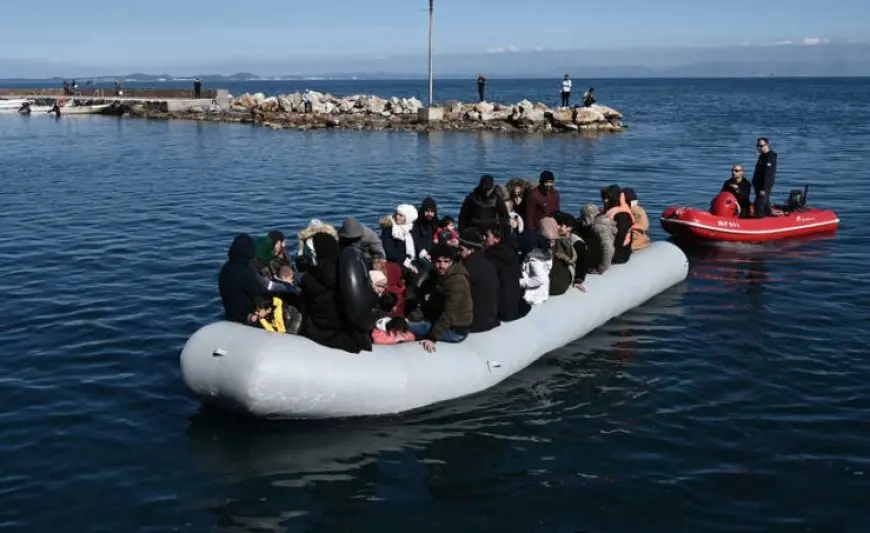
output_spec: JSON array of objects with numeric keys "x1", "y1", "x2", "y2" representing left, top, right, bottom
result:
[
  {"x1": 418, "y1": 0, "x2": 443, "y2": 122},
  {"x1": 427, "y1": 0, "x2": 434, "y2": 107}
]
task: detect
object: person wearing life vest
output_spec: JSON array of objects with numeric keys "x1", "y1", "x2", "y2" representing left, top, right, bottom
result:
[
  {"x1": 248, "y1": 295, "x2": 288, "y2": 333},
  {"x1": 601, "y1": 184, "x2": 634, "y2": 265},
  {"x1": 621, "y1": 188, "x2": 650, "y2": 250}
]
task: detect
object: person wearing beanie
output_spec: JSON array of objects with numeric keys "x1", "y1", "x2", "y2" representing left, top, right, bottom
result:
[
  {"x1": 621, "y1": 188, "x2": 650, "y2": 250},
  {"x1": 253, "y1": 229, "x2": 294, "y2": 281},
  {"x1": 522, "y1": 170, "x2": 561, "y2": 232},
  {"x1": 411, "y1": 196, "x2": 440, "y2": 260},
  {"x1": 379, "y1": 203, "x2": 420, "y2": 273},
  {"x1": 458, "y1": 174, "x2": 511, "y2": 235},
  {"x1": 338, "y1": 216, "x2": 386, "y2": 267},
  {"x1": 406, "y1": 243, "x2": 474, "y2": 353},
  {"x1": 458, "y1": 227, "x2": 501, "y2": 333}
]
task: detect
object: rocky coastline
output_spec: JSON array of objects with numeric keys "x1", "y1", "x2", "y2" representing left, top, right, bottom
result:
[{"x1": 19, "y1": 91, "x2": 627, "y2": 135}]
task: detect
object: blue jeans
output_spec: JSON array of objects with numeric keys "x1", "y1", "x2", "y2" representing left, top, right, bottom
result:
[{"x1": 407, "y1": 321, "x2": 468, "y2": 343}]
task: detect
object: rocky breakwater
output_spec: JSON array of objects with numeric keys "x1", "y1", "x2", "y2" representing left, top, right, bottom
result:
[{"x1": 131, "y1": 90, "x2": 626, "y2": 135}]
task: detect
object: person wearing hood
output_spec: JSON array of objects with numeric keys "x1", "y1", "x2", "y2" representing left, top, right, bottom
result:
[
  {"x1": 380, "y1": 204, "x2": 420, "y2": 273},
  {"x1": 299, "y1": 232, "x2": 374, "y2": 354},
  {"x1": 254, "y1": 230, "x2": 294, "y2": 281},
  {"x1": 483, "y1": 223, "x2": 529, "y2": 321},
  {"x1": 458, "y1": 228, "x2": 501, "y2": 333},
  {"x1": 518, "y1": 228, "x2": 553, "y2": 306},
  {"x1": 458, "y1": 175, "x2": 510, "y2": 234},
  {"x1": 295, "y1": 219, "x2": 338, "y2": 273},
  {"x1": 552, "y1": 211, "x2": 589, "y2": 293},
  {"x1": 622, "y1": 188, "x2": 650, "y2": 251},
  {"x1": 407, "y1": 244, "x2": 474, "y2": 353},
  {"x1": 411, "y1": 197, "x2": 439, "y2": 260},
  {"x1": 580, "y1": 203, "x2": 616, "y2": 274},
  {"x1": 601, "y1": 184, "x2": 634, "y2": 265},
  {"x1": 218, "y1": 233, "x2": 265, "y2": 324},
  {"x1": 337, "y1": 216, "x2": 386, "y2": 268},
  {"x1": 522, "y1": 170, "x2": 561, "y2": 231}
]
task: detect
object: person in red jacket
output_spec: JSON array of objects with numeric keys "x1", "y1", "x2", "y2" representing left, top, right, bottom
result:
[{"x1": 522, "y1": 170, "x2": 561, "y2": 231}]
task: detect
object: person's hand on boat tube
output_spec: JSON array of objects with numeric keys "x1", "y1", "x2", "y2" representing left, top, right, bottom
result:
[
  {"x1": 421, "y1": 339, "x2": 436, "y2": 353},
  {"x1": 574, "y1": 282, "x2": 587, "y2": 292}
]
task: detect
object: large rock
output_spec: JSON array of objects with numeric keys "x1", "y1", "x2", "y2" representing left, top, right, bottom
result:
[{"x1": 574, "y1": 107, "x2": 606, "y2": 125}]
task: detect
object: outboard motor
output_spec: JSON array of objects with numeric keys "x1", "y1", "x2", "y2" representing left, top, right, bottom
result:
[
  {"x1": 786, "y1": 185, "x2": 809, "y2": 211},
  {"x1": 710, "y1": 191, "x2": 740, "y2": 218}
]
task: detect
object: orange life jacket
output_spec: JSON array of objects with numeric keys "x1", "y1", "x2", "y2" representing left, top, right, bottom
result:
[{"x1": 605, "y1": 192, "x2": 636, "y2": 247}]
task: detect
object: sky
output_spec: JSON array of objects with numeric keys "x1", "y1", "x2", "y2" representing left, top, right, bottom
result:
[{"x1": 1, "y1": 0, "x2": 868, "y2": 73}]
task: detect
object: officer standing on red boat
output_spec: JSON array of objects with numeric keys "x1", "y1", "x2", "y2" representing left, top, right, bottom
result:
[{"x1": 752, "y1": 137, "x2": 777, "y2": 217}]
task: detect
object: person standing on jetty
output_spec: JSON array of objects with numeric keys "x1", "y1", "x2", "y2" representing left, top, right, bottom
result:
[
  {"x1": 752, "y1": 137, "x2": 777, "y2": 218},
  {"x1": 477, "y1": 74, "x2": 487, "y2": 102},
  {"x1": 194, "y1": 78, "x2": 202, "y2": 99},
  {"x1": 560, "y1": 74, "x2": 572, "y2": 107}
]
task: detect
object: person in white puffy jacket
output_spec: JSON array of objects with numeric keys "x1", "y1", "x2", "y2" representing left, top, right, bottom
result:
[{"x1": 519, "y1": 234, "x2": 552, "y2": 305}]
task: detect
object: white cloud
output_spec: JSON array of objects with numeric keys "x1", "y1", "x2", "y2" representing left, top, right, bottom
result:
[
  {"x1": 486, "y1": 45, "x2": 520, "y2": 54},
  {"x1": 802, "y1": 37, "x2": 829, "y2": 45}
]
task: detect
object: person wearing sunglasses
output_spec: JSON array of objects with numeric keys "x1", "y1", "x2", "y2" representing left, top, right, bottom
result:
[
  {"x1": 721, "y1": 164, "x2": 752, "y2": 217},
  {"x1": 751, "y1": 137, "x2": 777, "y2": 217}
]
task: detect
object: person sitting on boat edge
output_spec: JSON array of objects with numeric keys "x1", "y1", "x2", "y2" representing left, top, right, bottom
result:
[
  {"x1": 407, "y1": 244, "x2": 474, "y2": 353},
  {"x1": 601, "y1": 185, "x2": 634, "y2": 265},
  {"x1": 337, "y1": 216, "x2": 385, "y2": 269},
  {"x1": 299, "y1": 232, "x2": 374, "y2": 354},
  {"x1": 295, "y1": 219, "x2": 338, "y2": 273},
  {"x1": 380, "y1": 203, "x2": 420, "y2": 274},
  {"x1": 458, "y1": 174, "x2": 510, "y2": 234},
  {"x1": 458, "y1": 228, "x2": 501, "y2": 334},
  {"x1": 483, "y1": 223, "x2": 530, "y2": 322},
  {"x1": 218, "y1": 233, "x2": 265, "y2": 324},
  {"x1": 622, "y1": 188, "x2": 651, "y2": 250},
  {"x1": 721, "y1": 164, "x2": 752, "y2": 217},
  {"x1": 552, "y1": 211, "x2": 589, "y2": 292},
  {"x1": 522, "y1": 170, "x2": 561, "y2": 232},
  {"x1": 539, "y1": 216, "x2": 573, "y2": 297},
  {"x1": 372, "y1": 317, "x2": 417, "y2": 345},
  {"x1": 579, "y1": 203, "x2": 616, "y2": 274}
]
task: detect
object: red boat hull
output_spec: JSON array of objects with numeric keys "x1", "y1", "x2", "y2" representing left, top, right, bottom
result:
[{"x1": 660, "y1": 206, "x2": 840, "y2": 243}]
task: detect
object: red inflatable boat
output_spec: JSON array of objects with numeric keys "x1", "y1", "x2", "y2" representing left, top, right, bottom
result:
[{"x1": 660, "y1": 186, "x2": 840, "y2": 243}]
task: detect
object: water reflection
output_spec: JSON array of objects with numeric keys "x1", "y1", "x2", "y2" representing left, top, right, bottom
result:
[{"x1": 186, "y1": 284, "x2": 687, "y2": 530}]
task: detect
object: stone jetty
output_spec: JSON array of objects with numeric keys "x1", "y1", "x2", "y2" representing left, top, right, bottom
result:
[
  {"x1": 1, "y1": 88, "x2": 626, "y2": 135},
  {"x1": 203, "y1": 91, "x2": 626, "y2": 134}
]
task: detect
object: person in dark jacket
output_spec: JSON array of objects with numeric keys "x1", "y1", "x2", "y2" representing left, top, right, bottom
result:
[
  {"x1": 458, "y1": 175, "x2": 510, "y2": 234},
  {"x1": 218, "y1": 233, "x2": 264, "y2": 324},
  {"x1": 458, "y1": 228, "x2": 501, "y2": 333},
  {"x1": 408, "y1": 244, "x2": 474, "y2": 353},
  {"x1": 299, "y1": 233, "x2": 373, "y2": 354},
  {"x1": 522, "y1": 170, "x2": 561, "y2": 231},
  {"x1": 752, "y1": 137, "x2": 777, "y2": 218},
  {"x1": 721, "y1": 164, "x2": 752, "y2": 217},
  {"x1": 483, "y1": 224, "x2": 529, "y2": 321},
  {"x1": 601, "y1": 184, "x2": 633, "y2": 265},
  {"x1": 411, "y1": 197, "x2": 439, "y2": 260}
]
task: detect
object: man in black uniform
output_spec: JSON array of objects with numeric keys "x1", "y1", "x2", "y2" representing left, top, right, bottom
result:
[
  {"x1": 721, "y1": 164, "x2": 752, "y2": 217},
  {"x1": 751, "y1": 137, "x2": 777, "y2": 217}
]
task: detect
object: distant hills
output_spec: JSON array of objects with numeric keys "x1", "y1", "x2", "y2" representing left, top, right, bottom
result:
[{"x1": 2, "y1": 42, "x2": 869, "y2": 80}]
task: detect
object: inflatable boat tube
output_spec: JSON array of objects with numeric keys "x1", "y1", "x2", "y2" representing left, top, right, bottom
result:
[
  {"x1": 180, "y1": 241, "x2": 689, "y2": 419},
  {"x1": 338, "y1": 246, "x2": 375, "y2": 331}
]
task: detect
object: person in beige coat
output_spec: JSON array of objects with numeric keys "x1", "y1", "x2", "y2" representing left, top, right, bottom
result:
[{"x1": 622, "y1": 188, "x2": 650, "y2": 251}]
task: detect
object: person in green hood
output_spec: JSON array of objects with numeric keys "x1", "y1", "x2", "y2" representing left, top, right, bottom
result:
[{"x1": 254, "y1": 230, "x2": 294, "y2": 281}]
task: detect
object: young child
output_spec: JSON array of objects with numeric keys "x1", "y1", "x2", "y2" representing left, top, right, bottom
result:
[
  {"x1": 433, "y1": 216, "x2": 459, "y2": 246},
  {"x1": 372, "y1": 317, "x2": 417, "y2": 345}
]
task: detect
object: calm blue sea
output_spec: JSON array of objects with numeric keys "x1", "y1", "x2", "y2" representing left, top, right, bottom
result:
[{"x1": 1, "y1": 78, "x2": 870, "y2": 532}]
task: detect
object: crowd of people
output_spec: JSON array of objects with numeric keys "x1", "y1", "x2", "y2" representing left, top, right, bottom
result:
[{"x1": 217, "y1": 172, "x2": 652, "y2": 354}]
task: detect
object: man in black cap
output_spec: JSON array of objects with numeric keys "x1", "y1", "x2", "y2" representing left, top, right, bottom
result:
[
  {"x1": 458, "y1": 227, "x2": 500, "y2": 333},
  {"x1": 337, "y1": 216, "x2": 386, "y2": 267},
  {"x1": 751, "y1": 137, "x2": 777, "y2": 217},
  {"x1": 522, "y1": 170, "x2": 561, "y2": 231}
]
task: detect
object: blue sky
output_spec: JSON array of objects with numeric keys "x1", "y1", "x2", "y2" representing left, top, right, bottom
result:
[{"x1": 2, "y1": 0, "x2": 868, "y2": 69}]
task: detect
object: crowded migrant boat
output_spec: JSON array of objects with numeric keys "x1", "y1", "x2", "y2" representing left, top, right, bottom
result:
[{"x1": 217, "y1": 172, "x2": 651, "y2": 353}]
